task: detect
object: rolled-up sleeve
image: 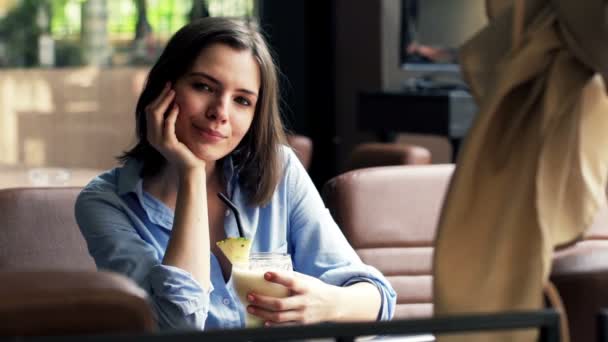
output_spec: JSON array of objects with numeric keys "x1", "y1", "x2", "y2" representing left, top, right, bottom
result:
[
  {"x1": 324, "y1": 266, "x2": 396, "y2": 321},
  {"x1": 283, "y1": 148, "x2": 397, "y2": 321},
  {"x1": 146, "y1": 265, "x2": 212, "y2": 329},
  {"x1": 75, "y1": 190, "x2": 212, "y2": 329}
]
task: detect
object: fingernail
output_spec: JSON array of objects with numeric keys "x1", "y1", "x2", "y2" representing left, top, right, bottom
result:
[
  {"x1": 247, "y1": 294, "x2": 255, "y2": 302},
  {"x1": 247, "y1": 306, "x2": 255, "y2": 314},
  {"x1": 264, "y1": 321, "x2": 271, "y2": 327},
  {"x1": 264, "y1": 272, "x2": 272, "y2": 280}
]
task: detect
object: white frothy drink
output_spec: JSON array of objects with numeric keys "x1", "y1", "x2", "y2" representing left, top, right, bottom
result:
[
  {"x1": 232, "y1": 267, "x2": 290, "y2": 327},
  {"x1": 231, "y1": 252, "x2": 292, "y2": 327}
]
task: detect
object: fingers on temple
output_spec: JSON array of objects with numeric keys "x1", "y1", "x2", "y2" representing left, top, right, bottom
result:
[
  {"x1": 147, "y1": 84, "x2": 175, "y2": 141},
  {"x1": 148, "y1": 82, "x2": 171, "y2": 110},
  {"x1": 163, "y1": 103, "x2": 180, "y2": 143}
]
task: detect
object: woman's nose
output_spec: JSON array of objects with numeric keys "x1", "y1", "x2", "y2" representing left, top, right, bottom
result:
[{"x1": 207, "y1": 96, "x2": 229, "y2": 122}]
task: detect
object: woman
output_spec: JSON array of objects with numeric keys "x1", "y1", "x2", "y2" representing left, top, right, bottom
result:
[{"x1": 75, "y1": 17, "x2": 395, "y2": 330}]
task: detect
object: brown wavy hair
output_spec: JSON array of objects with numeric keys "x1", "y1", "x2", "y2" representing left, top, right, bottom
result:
[{"x1": 119, "y1": 17, "x2": 286, "y2": 206}]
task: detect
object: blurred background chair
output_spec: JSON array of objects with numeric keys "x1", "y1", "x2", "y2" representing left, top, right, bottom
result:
[
  {"x1": 0, "y1": 187, "x2": 156, "y2": 336},
  {"x1": 0, "y1": 187, "x2": 94, "y2": 270},
  {"x1": 286, "y1": 133, "x2": 313, "y2": 170},
  {"x1": 550, "y1": 202, "x2": 608, "y2": 342},
  {"x1": 0, "y1": 164, "x2": 101, "y2": 190},
  {"x1": 0, "y1": 270, "x2": 155, "y2": 336},
  {"x1": 322, "y1": 164, "x2": 454, "y2": 319},
  {"x1": 323, "y1": 161, "x2": 608, "y2": 338},
  {"x1": 346, "y1": 142, "x2": 432, "y2": 172},
  {"x1": 396, "y1": 134, "x2": 453, "y2": 164}
]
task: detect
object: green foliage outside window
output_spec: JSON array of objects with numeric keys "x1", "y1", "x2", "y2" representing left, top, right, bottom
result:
[
  {"x1": 50, "y1": 0, "x2": 86, "y2": 38},
  {"x1": 0, "y1": 0, "x2": 256, "y2": 67},
  {"x1": 0, "y1": 0, "x2": 50, "y2": 67},
  {"x1": 51, "y1": 0, "x2": 255, "y2": 41}
]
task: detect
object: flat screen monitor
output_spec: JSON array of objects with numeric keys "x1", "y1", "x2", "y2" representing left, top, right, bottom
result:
[{"x1": 400, "y1": 0, "x2": 487, "y2": 74}]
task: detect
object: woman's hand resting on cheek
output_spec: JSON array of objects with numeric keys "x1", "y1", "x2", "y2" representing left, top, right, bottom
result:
[
  {"x1": 246, "y1": 271, "x2": 343, "y2": 326},
  {"x1": 146, "y1": 82, "x2": 206, "y2": 173}
]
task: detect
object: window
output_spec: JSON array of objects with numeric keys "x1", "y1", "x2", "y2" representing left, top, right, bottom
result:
[{"x1": 0, "y1": 0, "x2": 257, "y2": 67}]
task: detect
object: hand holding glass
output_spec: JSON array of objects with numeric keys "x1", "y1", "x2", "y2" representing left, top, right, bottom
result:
[{"x1": 232, "y1": 252, "x2": 293, "y2": 327}]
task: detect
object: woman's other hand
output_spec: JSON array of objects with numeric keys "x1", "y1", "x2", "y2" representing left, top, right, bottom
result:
[
  {"x1": 245, "y1": 271, "x2": 343, "y2": 326},
  {"x1": 146, "y1": 82, "x2": 206, "y2": 173}
]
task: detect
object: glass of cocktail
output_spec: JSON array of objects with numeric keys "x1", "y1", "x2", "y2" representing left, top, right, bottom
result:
[{"x1": 232, "y1": 252, "x2": 293, "y2": 327}]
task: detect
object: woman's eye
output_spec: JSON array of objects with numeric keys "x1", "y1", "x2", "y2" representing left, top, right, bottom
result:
[
  {"x1": 193, "y1": 82, "x2": 212, "y2": 92},
  {"x1": 235, "y1": 97, "x2": 251, "y2": 106}
]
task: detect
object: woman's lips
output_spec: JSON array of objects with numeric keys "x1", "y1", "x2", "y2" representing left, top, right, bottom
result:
[{"x1": 194, "y1": 126, "x2": 226, "y2": 142}]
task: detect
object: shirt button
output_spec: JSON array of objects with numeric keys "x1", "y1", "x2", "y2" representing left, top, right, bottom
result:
[{"x1": 223, "y1": 298, "x2": 230, "y2": 305}]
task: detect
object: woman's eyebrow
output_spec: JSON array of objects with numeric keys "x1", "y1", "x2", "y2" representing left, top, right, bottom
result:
[{"x1": 188, "y1": 71, "x2": 258, "y2": 97}]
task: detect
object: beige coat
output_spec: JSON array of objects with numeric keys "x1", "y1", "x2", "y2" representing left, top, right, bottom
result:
[{"x1": 433, "y1": 0, "x2": 608, "y2": 341}]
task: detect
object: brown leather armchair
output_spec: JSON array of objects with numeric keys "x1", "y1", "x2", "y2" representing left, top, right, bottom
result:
[
  {"x1": 347, "y1": 142, "x2": 432, "y2": 171},
  {"x1": 0, "y1": 187, "x2": 156, "y2": 336},
  {"x1": 322, "y1": 164, "x2": 453, "y2": 319},
  {"x1": 550, "y1": 204, "x2": 608, "y2": 342},
  {"x1": 0, "y1": 187, "x2": 94, "y2": 270},
  {"x1": 286, "y1": 134, "x2": 313, "y2": 170},
  {"x1": 322, "y1": 162, "x2": 608, "y2": 339},
  {"x1": 0, "y1": 270, "x2": 155, "y2": 336}
]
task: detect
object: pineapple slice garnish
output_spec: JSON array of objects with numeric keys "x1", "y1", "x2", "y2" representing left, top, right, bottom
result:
[{"x1": 216, "y1": 237, "x2": 252, "y2": 264}]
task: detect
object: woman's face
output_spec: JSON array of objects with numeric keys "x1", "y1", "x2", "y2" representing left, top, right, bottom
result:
[{"x1": 172, "y1": 43, "x2": 261, "y2": 163}]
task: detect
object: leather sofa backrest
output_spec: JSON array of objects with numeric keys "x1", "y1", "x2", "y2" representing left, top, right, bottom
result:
[
  {"x1": 551, "y1": 199, "x2": 608, "y2": 342},
  {"x1": 322, "y1": 162, "x2": 608, "y2": 340},
  {"x1": 0, "y1": 187, "x2": 95, "y2": 270},
  {"x1": 0, "y1": 270, "x2": 156, "y2": 335},
  {"x1": 0, "y1": 187, "x2": 156, "y2": 336},
  {"x1": 322, "y1": 164, "x2": 454, "y2": 319},
  {"x1": 286, "y1": 134, "x2": 313, "y2": 170},
  {"x1": 347, "y1": 143, "x2": 432, "y2": 171}
]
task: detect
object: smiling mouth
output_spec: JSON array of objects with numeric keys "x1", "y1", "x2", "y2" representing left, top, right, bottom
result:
[{"x1": 194, "y1": 125, "x2": 227, "y2": 139}]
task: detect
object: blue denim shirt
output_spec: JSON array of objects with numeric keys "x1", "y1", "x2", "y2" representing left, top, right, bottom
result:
[{"x1": 75, "y1": 146, "x2": 396, "y2": 330}]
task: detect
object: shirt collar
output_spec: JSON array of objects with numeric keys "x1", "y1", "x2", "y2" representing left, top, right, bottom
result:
[{"x1": 117, "y1": 158, "x2": 143, "y2": 196}]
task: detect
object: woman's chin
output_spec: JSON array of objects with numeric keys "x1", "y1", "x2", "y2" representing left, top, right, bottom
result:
[
  {"x1": 192, "y1": 150, "x2": 228, "y2": 163},
  {"x1": 185, "y1": 142, "x2": 232, "y2": 163}
]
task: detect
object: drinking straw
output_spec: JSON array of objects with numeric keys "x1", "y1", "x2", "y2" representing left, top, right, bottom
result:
[{"x1": 217, "y1": 192, "x2": 245, "y2": 238}]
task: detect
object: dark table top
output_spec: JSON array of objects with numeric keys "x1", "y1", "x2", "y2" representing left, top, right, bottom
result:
[{"x1": 357, "y1": 89, "x2": 477, "y2": 139}]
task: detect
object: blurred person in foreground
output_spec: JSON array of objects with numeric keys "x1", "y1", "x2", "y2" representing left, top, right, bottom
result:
[{"x1": 75, "y1": 17, "x2": 396, "y2": 330}]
